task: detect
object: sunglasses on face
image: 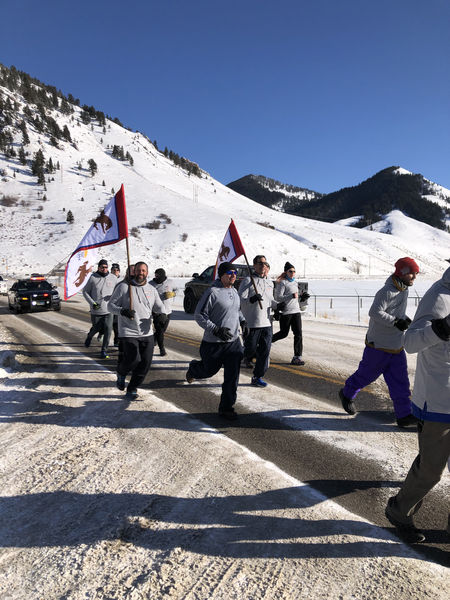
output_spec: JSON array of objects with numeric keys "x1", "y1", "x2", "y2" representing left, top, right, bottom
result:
[
  {"x1": 287, "y1": 269, "x2": 295, "y2": 273},
  {"x1": 226, "y1": 270, "x2": 237, "y2": 275},
  {"x1": 256, "y1": 261, "x2": 268, "y2": 266}
]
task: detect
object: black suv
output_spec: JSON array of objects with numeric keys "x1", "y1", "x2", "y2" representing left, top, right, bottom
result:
[
  {"x1": 183, "y1": 264, "x2": 249, "y2": 313},
  {"x1": 8, "y1": 275, "x2": 61, "y2": 313}
]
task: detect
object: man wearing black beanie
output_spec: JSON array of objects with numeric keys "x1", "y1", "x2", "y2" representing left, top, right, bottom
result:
[{"x1": 186, "y1": 261, "x2": 247, "y2": 420}]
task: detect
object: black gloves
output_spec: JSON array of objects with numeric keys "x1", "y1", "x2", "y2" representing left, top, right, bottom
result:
[
  {"x1": 156, "y1": 313, "x2": 169, "y2": 326},
  {"x1": 431, "y1": 314, "x2": 450, "y2": 341},
  {"x1": 300, "y1": 291, "x2": 310, "y2": 302},
  {"x1": 241, "y1": 320, "x2": 249, "y2": 338},
  {"x1": 92, "y1": 302, "x2": 101, "y2": 310},
  {"x1": 249, "y1": 293, "x2": 263, "y2": 304},
  {"x1": 394, "y1": 317, "x2": 411, "y2": 331},
  {"x1": 121, "y1": 308, "x2": 136, "y2": 319},
  {"x1": 277, "y1": 302, "x2": 286, "y2": 312},
  {"x1": 213, "y1": 326, "x2": 233, "y2": 341}
]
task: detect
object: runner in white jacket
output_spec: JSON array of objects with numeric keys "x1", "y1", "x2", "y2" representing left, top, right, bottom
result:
[{"x1": 385, "y1": 264, "x2": 450, "y2": 543}]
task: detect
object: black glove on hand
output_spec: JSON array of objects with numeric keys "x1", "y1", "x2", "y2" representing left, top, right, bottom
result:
[
  {"x1": 92, "y1": 302, "x2": 101, "y2": 310},
  {"x1": 120, "y1": 308, "x2": 136, "y2": 319},
  {"x1": 277, "y1": 302, "x2": 286, "y2": 312},
  {"x1": 214, "y1": 326, "x2": 233, "y2": 341},
  {"x1": 241, "y1": 320, "x2": 250, "y2": 338},
  {"x1": 394, "y1": 318, "x2": 410, "y2": 331},
  {"x1": 431, "y1": 313, "x2": 450, "y2": 341},
  {"x1": 249, "y1": 293, "x2": 263, "y2": 304},
  {"x1": 157, "y1": 313, "x2": 169, "y2": 326},
  {"x1": 300, "y1": 291, "x2": 310, "y2": 302}
]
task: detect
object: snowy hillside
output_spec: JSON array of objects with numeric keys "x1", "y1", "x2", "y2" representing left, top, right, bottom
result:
[{"x1": 1, "y1": 79, "x2": 449, "y2": 280}]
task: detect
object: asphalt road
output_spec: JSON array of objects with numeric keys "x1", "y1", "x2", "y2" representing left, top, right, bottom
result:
[{"x1": 1, "y1": 298, "x2": 449, "y2": 567}]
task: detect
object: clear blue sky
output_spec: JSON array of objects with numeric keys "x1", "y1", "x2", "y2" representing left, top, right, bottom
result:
[{"x1": 2, "y1": 0, "x2": 450, "y2": 193}]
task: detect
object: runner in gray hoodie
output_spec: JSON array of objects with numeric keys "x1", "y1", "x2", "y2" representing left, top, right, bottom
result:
[
  {"x1": 186, "y1": 261, "x2": 247, "y2": 420},
  {"x1": 108, "y1": 261, "x2": 167, "y2": 399},
  {"x1": 339, "y1": 257, "x2": 420, "y2": 428},
  {"x1": 83, "y1": 259, "x2": 117, "y2": 358}
]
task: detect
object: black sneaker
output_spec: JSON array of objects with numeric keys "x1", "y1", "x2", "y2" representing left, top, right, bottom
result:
[
  {"x1": 186, "y1": 370, "x2": 194, "y2": 384},
  {"x1": 84, "y1": 336, "x2": 92, "y2": 348},
  {"x1": 160, "y1": 347, "x2": 167, "y2": 357},
  {"x1": 218, "y1": 409, "x2": 238, "y2": 421},
  {"x1": 396, "y1": 414, "x2": 419, "y2": 428},
  {"x1": 339, "y1": 388, "x2": 356, "y2": 415},
  {"x1": 126, "y1": 388, "x2": 139, "y2": 400},
  {"x1": 385, "y1": 497, "x2": 425, "y2": 543}
]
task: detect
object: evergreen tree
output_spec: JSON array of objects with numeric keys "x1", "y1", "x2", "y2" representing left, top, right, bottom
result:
[
  {"x1": 66, "y1": 210, "x2": 74, "y2": 223},
  {"x1": 18, "y1": 146, "x2": 27, "y2": 165},
  {"x1": 88, "y1": 158, "x2": 98, "y2": 176}
]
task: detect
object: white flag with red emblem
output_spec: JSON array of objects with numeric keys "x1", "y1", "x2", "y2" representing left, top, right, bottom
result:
[
  {"x1": 64, "y1": 185, "x2": 129, "y2": 299},
  {"x1": 213, "y1": 219, "x2": 246, "y2": 279}
]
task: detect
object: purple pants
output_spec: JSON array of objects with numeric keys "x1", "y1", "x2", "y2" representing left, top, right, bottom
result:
[{"x1": 343, "y1": 345, "x2": 411, "y2": 418}]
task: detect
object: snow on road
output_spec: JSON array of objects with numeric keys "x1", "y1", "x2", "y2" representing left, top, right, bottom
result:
[{"x1": 0, "y1": 308, "x2": 449, "y2": 599}]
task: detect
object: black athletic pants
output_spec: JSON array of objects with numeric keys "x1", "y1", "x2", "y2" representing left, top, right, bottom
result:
[
  {"x1": 272, "y1": 312, "x2": 303, "y2": 357},
  {"x1": 188, "y1": 338, "x2": 243, "y2": 411},
  {"x1": 118, "y1": 336, "x2": 155, "y2": 391},
  {"x1": 152, "y1": 312, "x2": 171, "y2": 351}
]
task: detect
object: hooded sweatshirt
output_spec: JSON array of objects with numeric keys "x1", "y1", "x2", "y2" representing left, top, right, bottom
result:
[
  {"x1": 404, "y1": 266, "x2": 450, "y2": 421},
  {"x1": 82, "y1": 271, "x2": 118, "y2": 315},
  {"x1": 107, "y1": 280, "x2": 166, "y2": 338},
  {"x1": 365, "y1": 275, "x2": 410, "y2": 352},
  {"x1": 239, "y1": 273, "x2": 277, "y2": 328},
  {"x1": 195, "y1": 280, "x2": 243, "y2": 343},
  {"x1": 274, "y1": 276, "x2": 307, "y2": 315}
]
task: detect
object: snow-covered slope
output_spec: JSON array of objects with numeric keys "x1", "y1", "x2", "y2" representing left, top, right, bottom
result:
[{"x1": 1, "y1": 82, "x2": 449, "y2": 279}]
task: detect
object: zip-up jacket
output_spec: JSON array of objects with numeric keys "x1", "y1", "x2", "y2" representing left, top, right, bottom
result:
[
  {"x1": 239, "y1": 274, "x2": 277, "y2": 328},
  {"x1": 107, "y1": 280, "x2": 166, "y2": 338},
  {"x1": 149, "y1": 277, "x2": 177, "y2": 315},
  {"x1": 195, "y1": 280, "x2": 243, "y2": 343},
  {"x1": 274, "y1": 277, "x2": 307, "y2": 314},
  {"x1": 365, "y1": 275, "x2": 409, "y2": 352},
  {"x1": 83, "y1": 272, "x2": 118, "y2": 315},
  {"x1": 404, "y1": 266, "x2": 450, "y2": 422}
]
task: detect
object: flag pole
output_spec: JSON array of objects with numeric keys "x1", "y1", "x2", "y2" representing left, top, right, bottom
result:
[
  {"x1": 242, "y1": 252, "x2": 263, "y2": 310},
  {"x1": 125, "y1": 235, "x2": 133, "y2": 311}
]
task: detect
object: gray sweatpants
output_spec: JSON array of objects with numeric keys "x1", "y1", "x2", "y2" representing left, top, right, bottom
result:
[{"x1": 391, "y1": 420, "x2": 450, "y2": 523}]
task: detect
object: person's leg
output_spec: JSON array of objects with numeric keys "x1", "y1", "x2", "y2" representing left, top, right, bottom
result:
[
  {"x1": 290, "y1": 312, "x2": 303, "y2": 357},
  {"x1": 220, "y1": 338, "x2": 244, "y2": 412},
  {"x1": 343, "y1": 345, "x2": 387, "y2": 399},
  {"x1": 188, "y1": 341, "x2": 223, "y2": 380},
  {"x1": 152, "y1": 313, "x2": 167, "y2": 352},
  {"x1": 113, "y1": 315, "x2": 119, "y2": 345},
  {"x1": 86, "y1": 313, "x2": 103, "y2": 343},
  {"x1": 388, "y1": 421, "x2": 450, "y2": 521},
  {"x1": 243, "y1": 328, "x2": 259, "y2": 362},
  {"x1": 253, "y1": 327, "x2": 272, "y2": 378},
  {"x1": 118, "y1": 338, "x2": 140, "y2": 377},
  {"x1": 128, "y1": 337, "x2": 154, "y2": 391},
  {"x1": 101, "y1": 313, "x2": 114, "y2": 353},
  {"x1": 272, "y1": 314, "x2": 291, "y2": 343},
  {"x1": 383, "y1": 351, "x2": 412, "y2": 418}
]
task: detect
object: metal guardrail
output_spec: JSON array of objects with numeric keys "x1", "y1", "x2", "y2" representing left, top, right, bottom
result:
[{"x1": 308, "y1": 294, "x2": 423, "y2": 322}]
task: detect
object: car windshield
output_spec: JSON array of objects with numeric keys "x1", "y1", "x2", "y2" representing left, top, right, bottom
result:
[{"x1": 17, "y1": 280, "x2": 52, "y2": 291}]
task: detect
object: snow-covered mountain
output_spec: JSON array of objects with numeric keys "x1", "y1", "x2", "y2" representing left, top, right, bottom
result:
[{"x1": 0, "y1": 66, "x2": 449, "y2": 280}]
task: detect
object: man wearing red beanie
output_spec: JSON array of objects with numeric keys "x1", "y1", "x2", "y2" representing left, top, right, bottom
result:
[{"x1": 339, "y1": 257, "x2": 420, "y2": 427}]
